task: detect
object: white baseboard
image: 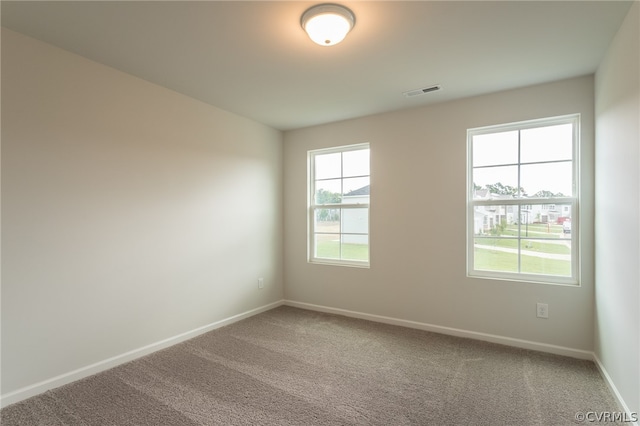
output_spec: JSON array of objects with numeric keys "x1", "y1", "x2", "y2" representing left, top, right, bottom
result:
[
  {"x1": 284, "y1": 300, "x2": 593, "y2": 359},
  {"x1": 0, "y1": 299, "x2": 285, "y2": 409},
  {"x1": 592, "y1": 354, "x2": 639, "y2": 426}
]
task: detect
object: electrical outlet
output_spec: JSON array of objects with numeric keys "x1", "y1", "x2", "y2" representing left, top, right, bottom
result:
[
  {"x1": 536, "y1": 303, "x2": 548, "y2": 319},
  {"x1": 258, "y1": 278, "x2": 264, "y2": 289}
]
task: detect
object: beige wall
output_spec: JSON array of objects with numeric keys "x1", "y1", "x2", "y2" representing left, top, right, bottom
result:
[
  {"x1": 595, "y1": 1, "x2": 640, "y2": 415},
  {"x1": 284, "y1": 75, "x2": 595, "y2": 352},
  {"x1": 1, "y1": 29, "x2": 284, "y2": 397}
]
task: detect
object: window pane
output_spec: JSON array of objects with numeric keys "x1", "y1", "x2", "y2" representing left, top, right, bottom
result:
[
  {"x1": 315, "y1": 179, "x2": 342, "y2": 204},
  {"x1": 521, "y1": 239, "x2": 571, "y2": 276},
  {"x1": 518, "y1": 220, "x2": 553, "y2": 238},
  {"x1": 341, "y1": 207, "x2": 368, "y2": 234},
  {"x1": 521, "y1": 239, "x2": 571, "y2": 256},
  {"x1": 559, "y1": 213, "x2": 572, "y2": 235},
  {"x1": 314, "y1": 208, "x2": 340, "y2": 231},
  {"x1": 474, "y1": 238, "x2": 518, "y2": 272},
  {"x1": 343, "y1": 149, "x2": 370, "y2": 177},
  {"x1": 341, "y1": 235, "x2": 369, "y2": 262},
  {"x1": 472, "y1": 205, "x2": 513, "y2": 235},
  {"x1": 472, "y1": 131, "x2": 518, "y2": 167},
  {"x1": 343, "y1": 177, "x2": 370, "y2": 198},
  {"x1": 521, "y1": 124, "x2": 572, "y2": 163},
  {"x1": 521, "y1": 162, "x2": 572, "y2": 197},
  {"x1": 315, "y1": 234, "x2": 340, "y2": 259},
  {"x1": 472, "y1": 165, "x2": 519, "y2": 199},
  {"x1": 518, "y1": 204, "x2": 572, "y2": 232},
  {"x1": 315, "y1": 152, "x2": 341, "y2": 180}
]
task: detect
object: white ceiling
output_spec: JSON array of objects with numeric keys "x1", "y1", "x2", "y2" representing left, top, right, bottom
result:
[{"x1": 1, "y1": 1, "x2": 633, "y2": 131}]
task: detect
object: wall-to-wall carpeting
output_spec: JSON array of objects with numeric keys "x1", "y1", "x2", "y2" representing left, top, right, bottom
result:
[{"x1": 1, "y1": 306, "x2": 621, "y2": 425}]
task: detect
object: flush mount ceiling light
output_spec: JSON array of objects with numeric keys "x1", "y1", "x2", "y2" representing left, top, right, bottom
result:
[{"x1": 301, "y1": 4, "x2": 355, "y2": 46}]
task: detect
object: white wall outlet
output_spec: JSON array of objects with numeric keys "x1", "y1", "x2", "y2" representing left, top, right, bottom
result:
[
  {"x1": 536, "y1": 303, "x2": 549, "y2": 319},
  {"x1": 258, "y1": 277, "x2": 264, "y2": 289}
]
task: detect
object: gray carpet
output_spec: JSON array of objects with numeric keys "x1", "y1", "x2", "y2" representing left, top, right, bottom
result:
[{"x1": 1, "y1": 306, "x2": 622, "y2": 425}]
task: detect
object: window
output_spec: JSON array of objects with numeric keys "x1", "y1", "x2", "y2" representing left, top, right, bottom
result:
[
  {"x1": 309, "y1": 144, "x2": 370, "y2": 267},
  {"x1": 467, "y1": 115, "x2": 579, "y2": 285}
]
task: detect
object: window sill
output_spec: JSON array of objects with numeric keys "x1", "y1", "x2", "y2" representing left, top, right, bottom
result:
[
  {"x1": 309, "y1": 258, "x2": 370, "y2": 269},
  {"x1": 468, "y1": 271, "x2": 579, "y2": 286}
]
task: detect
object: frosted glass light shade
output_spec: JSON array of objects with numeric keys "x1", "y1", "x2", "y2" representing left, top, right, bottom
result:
[{"x1": 301, "y1": 4, "x2": 355, "y2": 46}]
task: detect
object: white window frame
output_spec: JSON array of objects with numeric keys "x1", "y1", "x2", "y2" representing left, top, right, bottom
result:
[
  {"x1": 308, "y1": 143, "x2": 370, "y2": 268},
  {"x1": 467, "y1": 114, "x2": 580, "y2": 285}
]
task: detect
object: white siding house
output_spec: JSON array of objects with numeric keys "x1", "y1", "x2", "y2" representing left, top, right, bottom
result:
[{"x1": 342, "y1": 185, "x2": 369, "y2": 244}]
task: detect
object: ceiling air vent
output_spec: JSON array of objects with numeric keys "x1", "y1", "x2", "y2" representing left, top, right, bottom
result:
[{"x1": 403, "y1": 84, "x2": 442, "y2": 98}]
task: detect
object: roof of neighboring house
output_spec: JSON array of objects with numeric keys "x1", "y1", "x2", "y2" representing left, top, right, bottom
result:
[
  {"x1": 474, "y1": 188, "x2": 515, "y2": 200},
  {"x1": 345, "y1": 185, "x2": 370, "y2": 196},
  {"x1": 492, "y1": 194, "x2": 516, "y2": 200},
  {"x1": 475, "y1": 188, "x2": 490, "y2": 198},
  {"x1": 474, "y1": 209, "x2": 491, "y2": 217}
]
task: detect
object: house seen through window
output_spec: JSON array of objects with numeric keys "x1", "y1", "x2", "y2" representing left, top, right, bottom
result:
[
  {"x1": 309, "y1": 144, "x2": 370, "y2": 267},
  {"x1": 467, "y1": 115, "x2": 579, "y2": 285}
]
